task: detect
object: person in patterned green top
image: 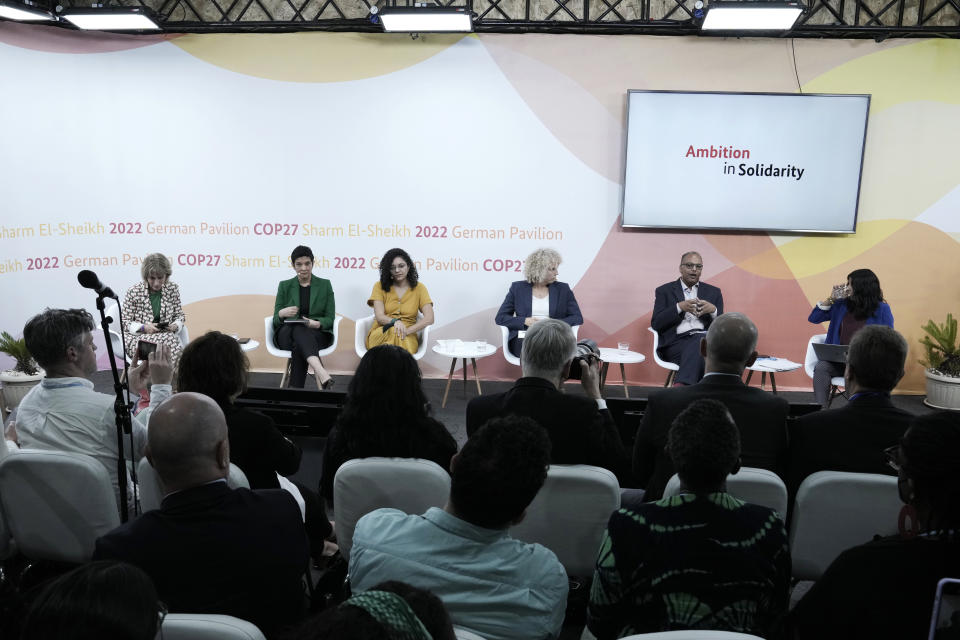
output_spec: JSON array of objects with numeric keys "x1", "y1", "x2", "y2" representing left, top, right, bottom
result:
[{"x1": 588, "y1": 398, "x2": 790, "y2": 639}]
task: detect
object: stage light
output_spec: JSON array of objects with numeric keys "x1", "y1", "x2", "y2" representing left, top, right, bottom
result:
[
  {"x1": 378, "y1": 6, "x2": 473, "y2": 32},
  {"x1": 0, "y1": 0, "x2": 53, "y2": 21},
  {"x1": 61, "y1": 5, "x2": 161, "y2": 31},
  {"x1": 701, "y1": 0, "x2": 803, "y2": 30}
]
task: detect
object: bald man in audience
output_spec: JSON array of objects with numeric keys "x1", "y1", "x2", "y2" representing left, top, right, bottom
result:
[
  {"x1": 94, "y1": 393, "x2": 309, "y2": 639},
  {"x1": 633, "y1": 312, "x2": 789, "y2": 500}
]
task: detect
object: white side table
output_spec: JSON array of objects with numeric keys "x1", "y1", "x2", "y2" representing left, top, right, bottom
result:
[
  {"x1": 432, "y1": 340, "x2": 497, "y2": 408},
  {"x1": 598, "y1": 347, "x2": 646, "y2": 398},
  {"x1": 744, "y1": 357, "x2": 802, "y2": 394},
  {"x1": 240, "y1": 339, "x2": 260, "y2": 352}
]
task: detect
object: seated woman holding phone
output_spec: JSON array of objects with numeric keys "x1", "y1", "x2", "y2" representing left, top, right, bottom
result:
[
  {"x1": 272, "y1": 245, "x2": 335, "y2": 389},
  {"x1": 122, "y1": 252, "x2": 186, "y2": 366}
]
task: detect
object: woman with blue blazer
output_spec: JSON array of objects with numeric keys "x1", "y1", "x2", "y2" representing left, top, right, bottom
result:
[
  {"x1": 808, "y1": 268, "x2": 893, "y2": 406},
  {"x1": 496, "y1": 248, "x2": 583, "y2": 358}
]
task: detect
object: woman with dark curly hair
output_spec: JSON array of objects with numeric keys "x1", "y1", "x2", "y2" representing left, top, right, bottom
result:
[
  {"x1": 176, "y1": 331, "x2": 333, "y2": 558},
  {"x1": 808, "y1": 268, "x2": 893, "y2": 406},
  {"x1": 365, "y1": 248, "x2": 434, "y2": 354},
  {"x1": 789, "y1": 411, "x2": 960, "y2": 638},
  {"x1": 320, "y1": 345, "x2": 456, "y2": 502}
]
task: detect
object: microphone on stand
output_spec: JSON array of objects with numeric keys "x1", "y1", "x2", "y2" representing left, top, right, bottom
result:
[{"x1": 77, "y1": 270, "x2": 117, "y2": 299}]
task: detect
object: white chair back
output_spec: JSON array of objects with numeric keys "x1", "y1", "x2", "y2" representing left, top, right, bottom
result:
[
  {"x1": 264, "y1": 315, "x2": 343, "y2": 387},
  {"x1": 619, "y1": 632, "x2": 766, "y2": 639},
  {"x1": 500, "y1": 323, "x2": 580, "y2": 367},
  {"x1": 354, "y1": 309, "x2": 435, "y2": 361},
  {"x1": 509, "y1": 464, "x2": 620, "y2": 578},
  {"x1": 789, "y1": 470, "x2": 901, "y2": 581},
  {"x1": 137, "y1": 458, "x2": 251, "y2": 512},
  {"x1": 333, "y1": 457, "x2": 450, "y2": 559},
  {"x1": 107, "y1": 302, "x2": 189, "y2": 364},
  {"x1": 161, "y1": 614, "x2": 266, "y2": 640},
  {"x1": 0, "y1": 449, "x2": 120, "y2": 563},
  {"x1": 663, "y1": 467, "x2": 788, "y2": 520},
  {"x1": 648, "y1": 327, "x2": 679, "y2": 387}
]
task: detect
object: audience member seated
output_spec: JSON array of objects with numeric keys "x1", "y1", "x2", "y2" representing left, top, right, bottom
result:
[
  {"x1": 365, "y1": 247, "x2": 434, "y2": 354},
  {"x1": 121, "y1": 252, "x2": 187, "y2": 365},
  {"x1": 633, "y1": 312, "x2": 788, "y2": 500},
  {"x1": 349, "y1": 415, "x2": 569, "y2": 640},
  {"x1": 589, "y1": 399, "x2": 790, "y2": 639},
  {"x1": 320, "y1": 344, "x2": 456, "y2": 503},
  {"x1": 93, "y1": 392, "x2": 310, "y2": 639},
  {"x1": 787, "y1": 325, "x2": 912, "y2": 498},
  {"x1": 788, "y1": 411, "x2": 960, "y2": 639},
  {"x1": 495, "y1": 247, "x2": 583, "y2": 358},
  {"x1": 15, "y1": 308, "x2": 173, "y2": 510},
  {"x1": 651, "y1": 250, "x2": 723, "y2": 386},
  {"x1": 19, "y1": 561, "x2": 161, "y2": 640},
  {"x1": 293, "y1": 580, "x2": 455, "y2": 640},
  {"x1": 466, "y1": 318, "x2": 631, "y2": 485},
  {"x1": 807, "y1": 267, "x2": 894, "y2": 407},
  {"x1": 176, "y1": 330, "x2": 333, "y2": 559}
]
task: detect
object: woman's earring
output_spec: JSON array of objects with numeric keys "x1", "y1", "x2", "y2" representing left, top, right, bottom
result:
[{"x1": 898, "y1": 503, "x2": 920, "y2": 539}]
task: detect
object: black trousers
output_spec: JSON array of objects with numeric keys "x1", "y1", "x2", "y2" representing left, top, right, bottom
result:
[
  {"x1": 813, "y1": 359, "x2": 845, "y2": 407},
  {"x1": 659, "y1": 332, "x2": 706, "y2": 385},
  {"x1": 275, "y1": 324, "x2": 334, "y2": 388},
  {"x1": 291, "y1": 479, "x2": 333, "y2": 559}
]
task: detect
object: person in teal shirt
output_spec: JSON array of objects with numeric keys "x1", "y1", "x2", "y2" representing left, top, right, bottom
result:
[{"x1": 272, "y1": 245, "x2": 335, "y2": 388}]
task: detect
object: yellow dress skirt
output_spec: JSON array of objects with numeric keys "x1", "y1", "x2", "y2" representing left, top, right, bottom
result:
[{"x1": 365, "y1": 281, "x2": 433, "y2": 354}]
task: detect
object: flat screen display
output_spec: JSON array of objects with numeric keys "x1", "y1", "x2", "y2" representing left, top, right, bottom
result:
[{"x1": 621, "y1": 90, "x2": 870, "y2": 233}]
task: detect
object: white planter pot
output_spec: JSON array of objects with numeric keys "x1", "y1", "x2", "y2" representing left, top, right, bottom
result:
[
  {"x1": 0, "y1": 370, "x2": 44, "y2": 415},
  {"x1": 924, "y1": 368, "x2": 960, "y2": 411}
]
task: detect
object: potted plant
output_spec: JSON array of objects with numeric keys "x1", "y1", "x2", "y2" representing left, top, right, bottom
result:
[
  {"x1": 920, "y1": 313, "x2": 960, "y2": 410},
  {"x1": 0, "y1": 331, "x2": 43, "y2": 415}
]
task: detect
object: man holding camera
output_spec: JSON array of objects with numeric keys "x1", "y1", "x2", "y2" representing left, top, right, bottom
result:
[{"x1": 466, "y1": 318, "x2": 631, "y2": 485}]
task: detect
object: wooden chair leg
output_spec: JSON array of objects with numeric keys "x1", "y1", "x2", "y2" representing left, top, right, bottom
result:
[
  {"x1": 665, "y1": 370, "x2": 676, "y2": 387},
  {"x1": 280, "y1": 359, "x2": 292, "y2": 388},
  {"x1": 827, "y1": 385, "x2": 839, "y2": 408}
]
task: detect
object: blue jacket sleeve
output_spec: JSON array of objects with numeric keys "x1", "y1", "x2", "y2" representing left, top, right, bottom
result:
[
  {"x1": 495, "y1": 283, "x2": 528, "y2": 331},
  {"x1": 651, "y1": 285, "x2": 681, "y2": 332},
  {"x1": 879, "y1": 303, "x2": 894, "y2": 328},
  {"x1": 558, "y1": 283, "x2": 583, "y2": 326},
  {"x1": 808, "y1": 305, "x2": 832, "y2": 324}
]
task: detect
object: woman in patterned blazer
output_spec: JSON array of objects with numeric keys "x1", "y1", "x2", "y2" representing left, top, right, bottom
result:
[{"x1": 122, "y1": 253, "x2": 186, "y2": 365}]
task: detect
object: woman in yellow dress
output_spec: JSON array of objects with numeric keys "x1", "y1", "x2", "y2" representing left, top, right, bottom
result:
[{"x1": 365, "y1": 248, "x2": 434, "y2": 354}]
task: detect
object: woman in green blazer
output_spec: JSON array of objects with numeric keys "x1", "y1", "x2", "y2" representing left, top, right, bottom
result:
[{"x1": 273, "y1": 245, "x2": 336, "y2": 388}]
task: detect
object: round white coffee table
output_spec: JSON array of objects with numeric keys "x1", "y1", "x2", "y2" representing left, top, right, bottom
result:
[
  {"x1": 432, "y1": 340, "x2": 497, "y2": 408},
  {"x1": 598, "y1": 347, "x2": 646, "y2": 398},
  {"x1": 744, "y1": 357, "x2": 801, "y2": 394},
  {"x1": 240, "y1": 339, "x2": 260, "y2": 352}
]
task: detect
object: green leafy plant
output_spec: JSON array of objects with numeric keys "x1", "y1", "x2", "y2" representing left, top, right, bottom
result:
[
  {"x1": 919, "y1": 314, "x2": 960, "y2": 378},
  {"x1": 0, "y1": 331, "x2": 39, "y2": 376}
]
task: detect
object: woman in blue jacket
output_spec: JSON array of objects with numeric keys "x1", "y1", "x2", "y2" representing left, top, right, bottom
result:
[
  {"x1": 808, "y1": 268, "x2": 893, "y2": 406},
  {"x1": 496, "y1": 247, "x2": 583, "y2": 358}
]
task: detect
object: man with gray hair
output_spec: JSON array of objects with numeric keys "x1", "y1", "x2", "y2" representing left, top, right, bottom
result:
[
  {"x1": 13, "y1": 308, "x2": 173, "y2": 510},
  {"x1": 787, "y1": 325, "x2": 911, "y2": 496},
  {"x1": 634, "y1": 312, "x2": 789, "y2": 500},
  {"x1": 466, "y1": 318, "x2": 630, "y2": 484},
  {"x1": 94, "y1": 392, "x2": 310, "y2": 637}
]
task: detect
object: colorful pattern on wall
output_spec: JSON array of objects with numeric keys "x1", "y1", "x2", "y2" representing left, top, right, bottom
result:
[{"x1": 0, "y1": 24, "x2": 956, "y2": 393}]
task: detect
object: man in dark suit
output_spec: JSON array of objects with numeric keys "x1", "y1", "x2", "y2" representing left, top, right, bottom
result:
[
  {"x1": 94, "y1": 393, "x2": 310, "y2": 639},
  {"x1": 634, "y1": 312, "x2": 789, "y2": 500},
  {"x1": 651, "y1": 251, "x2": 724, "y2": 385},
  {"x1": 466, "y1": 318, "x2": 631, "y2": 485},
  {"x1": 787, "y1": 325, "x2": 911, "y2": 497}
]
